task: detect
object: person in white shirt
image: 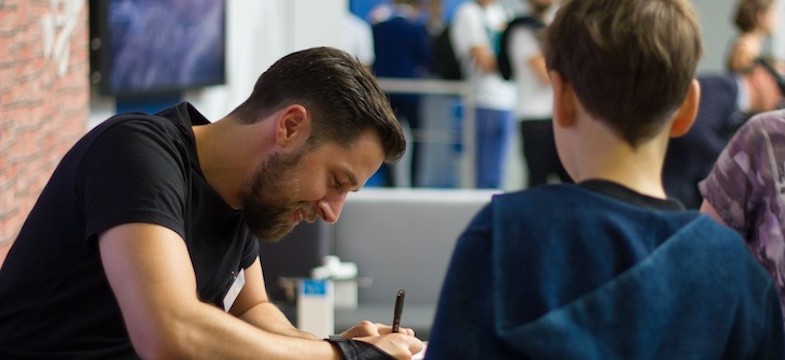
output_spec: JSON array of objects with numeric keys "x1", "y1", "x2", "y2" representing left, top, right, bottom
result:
[
  {"x1": 343, "y1": 12, "x2": 375, "y2": 70},
  {"x1": 450, "y1": 0, "x2": 517, "y2": 189},
  {"x1": 508, "y1": 0, "x2": 569, "y2": 187}
]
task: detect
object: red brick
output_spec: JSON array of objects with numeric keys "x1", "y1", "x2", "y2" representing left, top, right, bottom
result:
[{"x1": 0, "y1": 1, "x2": 88, "y2": 246}]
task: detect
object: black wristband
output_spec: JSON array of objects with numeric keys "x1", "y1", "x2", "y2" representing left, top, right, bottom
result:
[{"x1": 325, "y1": 337, "x2": 395, "y2": 360}]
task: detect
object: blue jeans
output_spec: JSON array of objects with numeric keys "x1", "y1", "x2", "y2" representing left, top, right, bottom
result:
[{"x1": 475, "y1": 108, "x2": 513, "y2": 189}]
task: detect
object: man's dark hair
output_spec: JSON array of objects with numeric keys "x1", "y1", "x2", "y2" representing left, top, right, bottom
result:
[
  {"x1": 544, "y1": 0, "x2": 702, "y2": 148},
  {"x1": 231, "y1": 47, "x2": 405, "y2": 163}
]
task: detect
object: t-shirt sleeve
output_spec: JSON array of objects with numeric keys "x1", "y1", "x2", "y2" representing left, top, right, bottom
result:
[
  {"x1": 699, "y1": 113, "x2": 785, "y2": 237},
  {"x1": 451, "y1": 4, "x2": 489, "y2": 57},
  {"x1": 78, "y1": 119, "x2": 189, "y2": 246},
  {"x1": 240, "y1": 233, "x2": 260, "y2": 269}
]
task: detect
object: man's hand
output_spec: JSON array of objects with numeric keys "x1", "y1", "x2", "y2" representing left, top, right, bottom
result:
[
  {"x1": 339, "y1": 320, "x2": 416, "y2": 338},
  {"x1": 333, "y1": 321, "x2": 422, "y2": 360},
  {"x1": 354, "y1": 333, "x2": 424, "y2": 360}
]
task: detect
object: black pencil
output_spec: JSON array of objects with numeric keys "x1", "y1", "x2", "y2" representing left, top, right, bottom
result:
[{"x1": 392, "y1": 289, "x2": 405, "y2": 333}]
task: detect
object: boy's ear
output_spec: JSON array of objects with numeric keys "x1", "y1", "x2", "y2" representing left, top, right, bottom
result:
[
  {"x1": 550, "y1": 70, "x2": 577, "y2": 128},
  {"x1": 670, "y1": 79, "x2": 700, "y2": 137},
  {"x1": 275, "y1": 104, "x2": 311, "y2": 147}
]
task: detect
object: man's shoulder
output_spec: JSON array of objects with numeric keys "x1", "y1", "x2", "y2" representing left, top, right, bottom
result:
[
  {"x1": 94, "y1": 103, "x2": 195, "y2": 140},
  {"x1": 98, "y1": 108, "x2": 179, "y2": 132},
  {"x1": 85, "y1": 114, "x2": 182, "y2": 151}
]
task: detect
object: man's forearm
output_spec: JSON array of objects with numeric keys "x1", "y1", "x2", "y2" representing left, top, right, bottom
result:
[
  {"x1": 144, "y1": 300, "x2": 338, "y2": 359},
  {"x1": 99, "y1": 225, "x2": 338, "y2": 359},
  {"x1": 238, "y1": 301, "x2": 320, "y2": 339}
]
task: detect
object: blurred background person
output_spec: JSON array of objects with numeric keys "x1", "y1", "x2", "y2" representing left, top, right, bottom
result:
[
  {"x1": 372, "y1": 0, "x2": 434, "y2": 187},
  {"x1": 726, "y1": 0, "x2": 777, "y2": 73},
  {"x1": 342, "y1": 11, "x2": 375, "y2": 70},
  {"x1": 505, "y1": 0, "x2": 568, "y2": 188},
  {"x1": 663, "y1": 57, "x2": 785, "y2": 209},
  {"x1": 341, "y1": 9, "x2": 386, "y2": 186},
  {"x1": 699, "y1": 110, "x2": 785, "y2": 324},
  {"x1": 450, "y1": 0, "x2": 517, "y2": 189}
]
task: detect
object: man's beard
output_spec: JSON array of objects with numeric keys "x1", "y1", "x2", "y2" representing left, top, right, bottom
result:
[{"x1": 242, "y1": 149, "x2": 315, "y2": 243}]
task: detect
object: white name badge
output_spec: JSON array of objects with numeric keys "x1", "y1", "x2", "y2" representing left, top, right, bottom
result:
[{"x1": 223, "y1": 269, "x2": 245, "y2": 312}]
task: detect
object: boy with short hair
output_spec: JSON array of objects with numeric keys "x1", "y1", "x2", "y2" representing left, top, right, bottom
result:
[{"x1": 425, "y1": 0, "x2": 784, "y2": 358}]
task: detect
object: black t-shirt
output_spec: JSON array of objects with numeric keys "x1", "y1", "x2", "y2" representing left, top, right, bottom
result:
[
  {"x1": 579, "y1": 179, "x2": 685, "y2": 211},
  {"x1": 0, "y1": 102, "x2": 259, "y2": 359}
]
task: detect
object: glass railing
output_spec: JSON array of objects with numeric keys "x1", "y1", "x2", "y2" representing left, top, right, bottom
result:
[{"x1": 375, "y1": 77, "x2": 476, "y2": 188}]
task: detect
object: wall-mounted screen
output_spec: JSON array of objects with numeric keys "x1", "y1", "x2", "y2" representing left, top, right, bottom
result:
[{"x1": 89, "y1": 0, "x2": 226, "y2": 98}]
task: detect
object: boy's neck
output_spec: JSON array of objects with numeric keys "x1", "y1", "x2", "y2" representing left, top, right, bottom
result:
[{"x1": 567, "y1": 117, "x2": 670, "y2": 199}]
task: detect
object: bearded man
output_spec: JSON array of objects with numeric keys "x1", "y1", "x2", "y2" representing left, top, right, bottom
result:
[{"x1": 0, "y1": 47, "x2": 423, "y2": 360}]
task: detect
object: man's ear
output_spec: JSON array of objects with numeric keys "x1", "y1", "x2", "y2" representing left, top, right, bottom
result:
[
  {"x1": 275, "y1": 104, "x2": 311, "y2": 147},
  {"x1": 551, "y1": 70, "x2": 577, "y2": 129},
  {"x1": 670, "y1": 79, "x2": 700, "y2": 137}
]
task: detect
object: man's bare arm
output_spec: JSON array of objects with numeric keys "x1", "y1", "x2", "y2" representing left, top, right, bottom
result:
[
  {"x1": 99, "y1": 223, "x2": 339, "y2": 359},
  {"x1": 232, "y1": 258, "x2": 419, "y2": 341},
  {"x1": 230, "y1": 258, "x2": 319, "y2": 339}
]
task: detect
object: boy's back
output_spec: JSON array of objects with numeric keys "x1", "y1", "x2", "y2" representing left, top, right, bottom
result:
[
  {"x1": 425, "y1": 0, "x2": 785, "y2": 358},
  {"x1": 427, "y1": 183, "x2": 783, "y2": 359}
]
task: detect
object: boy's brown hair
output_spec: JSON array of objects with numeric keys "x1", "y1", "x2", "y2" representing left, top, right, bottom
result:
[{"x1": 544, "y1": 0, "x2": 702, "y2": 148}]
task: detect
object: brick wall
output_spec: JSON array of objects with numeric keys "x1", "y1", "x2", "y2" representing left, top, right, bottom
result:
[{"x1": 0, "y1": 0, "x2": 89, "y2": 266}]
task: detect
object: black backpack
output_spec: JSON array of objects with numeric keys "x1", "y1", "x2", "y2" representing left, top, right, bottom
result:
[
  {"x1": 432, "y1": 24, "x2": 463, "y2": 80},
  {"x1": 498, "y1": 16, "x2": 545, "y2": 81}
]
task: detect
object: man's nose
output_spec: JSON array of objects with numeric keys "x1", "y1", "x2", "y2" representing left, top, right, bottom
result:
[{"x1": 318, "y1": 191, "x2": 348, "y2": 224}]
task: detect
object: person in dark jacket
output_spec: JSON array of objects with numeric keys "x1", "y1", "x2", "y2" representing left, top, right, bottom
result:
[
  {"x1": 663, "y1": 58, "x2": 783, "y2": 209},
  {"x1": 371, "y1": 0, "x2": 433, "y2": 187}
]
